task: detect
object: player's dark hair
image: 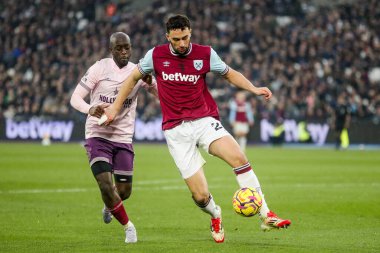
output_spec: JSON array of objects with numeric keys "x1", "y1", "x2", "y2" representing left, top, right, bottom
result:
[{"x1": 166, "y1": 14, "x2": 191, "y2": 33}]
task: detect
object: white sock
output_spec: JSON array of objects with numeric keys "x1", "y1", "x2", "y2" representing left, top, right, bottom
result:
[
  {"x1": 194, "y1": 194, "x2": 220, "y2": 218},
  {"x1": 233, "y1": 164, "x2": 270, "y2": 216},
  {"x1": 239, "y1": 137, "x2": 247, "y2": 151}
]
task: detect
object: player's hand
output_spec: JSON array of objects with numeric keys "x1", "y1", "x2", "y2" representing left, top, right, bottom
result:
[
  {"x1": 254, "y1": 87, "x2": 272, "y2": 100},
  {"x1": 142, "y1": 74, "x2": 153, "y2": 84},
  {"x1": 100, "y1": 105, "x2": 118, "y2": 126},
  {"x1": 89, "y1": 104, "x2": 109, "y2": 118}
]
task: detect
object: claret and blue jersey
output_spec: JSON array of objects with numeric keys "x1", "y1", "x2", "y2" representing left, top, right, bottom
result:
[{"x1": 137, "y1": 43, "x2": 229, "y2": 130}]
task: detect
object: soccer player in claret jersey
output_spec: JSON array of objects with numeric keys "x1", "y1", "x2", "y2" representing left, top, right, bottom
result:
[
  {"x1": 70, "y1": 32, "x2": 157, "y2": 243},
  {"x1": 229, "y1": 91, "x2": 254, "y2": 152},
  {"x1": 103, "y1": 15, "x2": 291, "y2": 243}
]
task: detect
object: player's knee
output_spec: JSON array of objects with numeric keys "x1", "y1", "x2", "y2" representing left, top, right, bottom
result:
[
  {"x1": 119, "y1": 189, "x2": 132, "y2": 200},
  {"x1": 192, "y1": 191, "x2": 210, "y2": 205},
  {"x1": 231, "y1": 152, "x2": 248, "y2": 167}
]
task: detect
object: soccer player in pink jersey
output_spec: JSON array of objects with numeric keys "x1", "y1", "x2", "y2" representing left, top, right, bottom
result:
[
  {"x1": 70, "y1": 32, "x2": 157, "y2": 244},
  {"x1": 103, "y1": 15, "x2": 291, "y2": 243}
]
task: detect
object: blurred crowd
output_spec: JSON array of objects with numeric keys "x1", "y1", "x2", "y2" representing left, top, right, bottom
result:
[{"x1": 1, "y1": 0, "x2": 379, "y2": 124}]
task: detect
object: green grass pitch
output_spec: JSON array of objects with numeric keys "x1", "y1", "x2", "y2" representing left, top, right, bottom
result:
[{"x1": 0, "y1": 142, "x2": 379, "y2": 253}]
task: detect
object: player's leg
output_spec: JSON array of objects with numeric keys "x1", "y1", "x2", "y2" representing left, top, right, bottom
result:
[
  {"x1": 115, "y1": 180, "x2": 132, "y2": 200},
  {"x1": 92, "y1": 162, "x2": 132, "y2": 229},
  {"x1": 199, "y1": 118, "x2": 291, "y2": 230},
  {"x1": 184, "y1": 168, "x2": 224, "y2": 243},
  {"x1": 85, "y1": 138, "x2": 135, "y2": 243},
  {"x1": 236, "y1": 133, "x2": 247, "y2": 152},
  {"x1": 234, "y1": 123, "x2": 249, "y2": 152},
  {"x1": 163, "y1": 122, "x2": 224, "y2": 243},
  {"x1": 91, "y1": 162, "x2": 115, "y2": 224},
  {"x1": 113, "y1": 143, "x2": 137, "y2": 243}
]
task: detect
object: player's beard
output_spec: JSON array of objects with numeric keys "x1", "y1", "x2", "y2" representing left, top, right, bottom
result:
[
  {"x1": 118, "y1": 56, "x2": 129, "y2": 67},
  {"x1": 171, "y1": 43, "x2": 189, "y2": 56}
]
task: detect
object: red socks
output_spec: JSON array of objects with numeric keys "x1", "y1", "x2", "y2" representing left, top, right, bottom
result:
[{"x1": 110, "y1": 201, "x2": 129, "y2": 225}]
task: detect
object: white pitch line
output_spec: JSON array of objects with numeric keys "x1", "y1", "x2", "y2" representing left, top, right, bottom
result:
[{"x1": 0, "y1": 182, "x2": 378, "y2": 195}]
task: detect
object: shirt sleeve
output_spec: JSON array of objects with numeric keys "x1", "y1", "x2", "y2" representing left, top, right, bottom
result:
[
  {"x1": 137, "y1": 48, "x2": 154, "y2": 75},
  {"x1": 70, "y1": 62, "x2": 101, "y2": 114},
  {"x1": 79, "y1": 61, "x2": 100, "y2": 91},
  {"x1": 210, "y1": 48, "x2": 229, "y2": 75},
  {"x1": 229, "y1": 100, "x2": 237, "y2": 124},
  {"x1": 70, "y1": 85, "x2": 91, "y2": 114},
  {"x1": 246, "y1": 103, "x2": 254, "y2": 124}
]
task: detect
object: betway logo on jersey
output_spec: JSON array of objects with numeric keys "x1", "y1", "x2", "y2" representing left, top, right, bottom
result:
[{"x1": 162, "y1": 71, "x2": 200, "y2": 84}]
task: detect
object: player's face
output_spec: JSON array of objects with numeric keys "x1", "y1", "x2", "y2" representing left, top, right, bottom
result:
[
  {"x1": 111, "y1": 39, "x2": 131, "y2": 68},
  {"x1": 166, "y1": 28, "x2": 191, "y2": 55}
]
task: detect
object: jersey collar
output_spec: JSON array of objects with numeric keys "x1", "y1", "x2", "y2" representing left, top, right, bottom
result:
[
  {"x1": 169, "y1": 43, "x2": 192, "y2": 57},
  {"x1": 112, "y1": 57, "x2": 129, "y2": 71}
]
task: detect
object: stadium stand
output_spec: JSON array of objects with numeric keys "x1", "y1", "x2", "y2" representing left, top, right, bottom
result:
[{"x1": 1, "y1": 0, "x2": 379, "y2": 125}]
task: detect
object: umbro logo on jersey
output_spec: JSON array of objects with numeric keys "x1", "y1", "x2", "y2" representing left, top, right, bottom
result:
[
  {"x1": 162, "y1": 71, "x2": 200, "y2": 84},
  {"x1": 163, "y1": 61, "x2": 170, "y2": 67}
]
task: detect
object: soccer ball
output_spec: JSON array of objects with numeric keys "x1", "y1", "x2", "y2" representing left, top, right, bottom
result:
[{"x1": 232, "y1": 187, "x2": 262, "y2": 217}]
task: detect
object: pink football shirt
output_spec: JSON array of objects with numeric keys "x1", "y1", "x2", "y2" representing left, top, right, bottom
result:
[{"x1": 75, "y1": 58, "x2": 157, "y2": 143}]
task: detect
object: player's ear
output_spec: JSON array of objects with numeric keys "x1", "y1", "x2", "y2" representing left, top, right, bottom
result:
[{"x1": 165, "y1": 33, "x2": 170, "y2": 42}]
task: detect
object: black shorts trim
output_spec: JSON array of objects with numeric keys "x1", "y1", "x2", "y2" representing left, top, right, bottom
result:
[{"x1": 91, "y1": 161, "x2": 112, "y2": 176}]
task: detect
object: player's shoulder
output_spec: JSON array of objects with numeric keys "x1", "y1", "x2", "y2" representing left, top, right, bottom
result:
[
  {"x1": 151, "y1": 44, "x2": 169, "y2": 54},
  {"x1": 127, "y1": 61, "x2": 137, "y2": 67},
  {"x1": 153, "y1": 44, "x2": 169, "y2": 50},
  {"x1": 91, "y1": 58, "x2": 113, "y2": 69},
  {"x1": 192, "y1": 43, "x2": 211, "y2": 51},
  {"x1": 125, "y1": 61, "x2": 137, "y2": 71},
  {"x1": 191, "y1": 43, "x2": 212, "y2": 57}
]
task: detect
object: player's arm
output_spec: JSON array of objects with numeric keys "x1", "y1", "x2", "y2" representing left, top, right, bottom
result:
[
  {"x1": 70, "y1": 85, "x2": 107, "y2": 118},
  {"x1": 103, "y1": 48, "x2": 154, "y2": 124},
  {"x1": 245, "y1": 102, "x2": 254, "y2": 125},
  {"x1": 105, "y1": 67, "x2": 143, "y2": 122},
  {"x1": 141, "y1": 75, "x2": 159, "y2": 98},
  {"x1": 70, "y1": 85, "x2": 91, "y2": 114},
  {"x1": 228, "y1": 100, "x2": 237, "y2": 125},
  {"x1": 223, "y1": 68, "x2": 272, "y2": 100},
  {"x1": 70, "y1": 62, "x2": 107, "y2": 118},
  {"x1": 210, "y1": 48, "x2": 272, "y2": 100}
]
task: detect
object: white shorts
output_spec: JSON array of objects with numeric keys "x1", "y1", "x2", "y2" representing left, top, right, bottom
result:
[
  {"x1": 233, "y1": 122, "x2": 249, "y2": 135},
  {"x1": 164, "y1": 117, "x2": 231, "y2": 179}
]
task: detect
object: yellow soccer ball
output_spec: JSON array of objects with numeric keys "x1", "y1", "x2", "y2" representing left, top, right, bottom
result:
[{"x1": 232, "y1": 187, "x2": 262, "y2": 217}]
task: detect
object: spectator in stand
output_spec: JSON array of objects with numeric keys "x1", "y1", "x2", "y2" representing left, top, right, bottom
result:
[{"x1": 0, "y1": 0, "x2": 379, "y2": 133}]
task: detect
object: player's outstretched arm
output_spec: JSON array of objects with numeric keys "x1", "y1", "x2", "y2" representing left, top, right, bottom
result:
[
  {"x1": 103, "y1": 67, "x2": 143, "y2": 123},
  {"x1": 70, "y1": 85, "x2": 91, "y2": 114},
  {"x1": 223, "y1": 68, "x2": 272, "y2": 100}
]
